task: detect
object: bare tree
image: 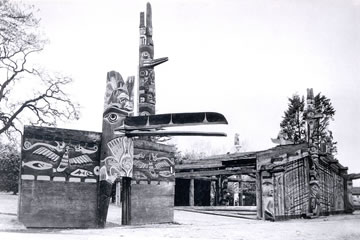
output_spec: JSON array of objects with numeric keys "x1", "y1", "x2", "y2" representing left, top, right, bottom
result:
[{"x1": 0, "y1": 0, "x2": 79, "y2": 140}]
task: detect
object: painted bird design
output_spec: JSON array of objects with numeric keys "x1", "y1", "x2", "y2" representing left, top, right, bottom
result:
[
  {"x1": 31, "y1": 144, "x2": 95, "y2": 173},
  {"x1": 133, "y1": 153, "x2": 174, "y2": 178}
]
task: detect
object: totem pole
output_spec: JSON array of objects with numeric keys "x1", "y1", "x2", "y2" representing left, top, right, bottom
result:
[
  {"x1": 98, "y1": 71, "x2": 135, "y2": 227},
  {"x1": 98, "y1": 3, "x2": 228, "y2": 226},
  {"x1": 304, "y1": 88, "x2": 322, "y2": 217},
  {"x1": 138, "y1": 2, "x2": 168, "y2": 116}
]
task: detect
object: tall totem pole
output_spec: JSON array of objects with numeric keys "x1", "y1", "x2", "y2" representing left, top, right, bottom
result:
[
  {"x1": 305, "y1": 88, "x2": 322, "y2": 217},
  {"x1": 98, "y1": 2, "x2": 228, "y2": 227},
  {"x1": 138, "y1": 3, "x2": 168, "y2": 116}
]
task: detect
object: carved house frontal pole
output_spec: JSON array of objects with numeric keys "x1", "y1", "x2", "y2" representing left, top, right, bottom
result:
[
  {"x1": 98, "y1": 71, "x2": 135, "y2": 227},
  {"x1": 304, "y1": 88, "x2": 322, "y2": 217}
]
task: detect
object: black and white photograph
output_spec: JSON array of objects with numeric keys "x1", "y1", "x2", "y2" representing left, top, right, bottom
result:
[{"x1": 0, "y1": 0, "x2": 360, "y2": 239}]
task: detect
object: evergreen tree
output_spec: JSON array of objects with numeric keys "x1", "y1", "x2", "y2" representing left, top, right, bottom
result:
[
  {"x1": 280, "y1": 94, "x2": 306, "y2": 143},
  {"x1": 314, "y1": 93, "x2": 337, "y2": 154},
  {"x1": 314, "y1": 93, "x2": 336, "y2": 138},
  {"x1": 279, "y1": 91, "x2": 337, "y2": 154}
]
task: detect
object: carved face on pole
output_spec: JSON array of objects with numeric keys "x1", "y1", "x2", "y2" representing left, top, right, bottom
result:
[{"x1": 100, "y1": 71, "x2": 134, "y2": 183}]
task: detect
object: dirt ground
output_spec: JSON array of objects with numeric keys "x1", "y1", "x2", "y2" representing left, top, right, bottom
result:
[{"x1": 1, "y1": 192, "x2": 360, "y2": 240}]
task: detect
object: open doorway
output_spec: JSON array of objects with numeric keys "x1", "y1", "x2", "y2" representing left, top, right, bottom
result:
[{"x1": 104, "y1": 177, "x2": 131, "y2": 227}]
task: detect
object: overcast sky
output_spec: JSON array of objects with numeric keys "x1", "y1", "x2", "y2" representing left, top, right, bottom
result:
[{"x1": 24, "y1": 0, "x2": 360, "y2": 182}]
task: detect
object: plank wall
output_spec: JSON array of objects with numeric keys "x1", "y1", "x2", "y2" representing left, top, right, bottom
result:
[
  {"x1": 18, "y1": 126, "x2": 101, "y2": 228},
  {"x1": 130, "y1": 140, "x2": 175, "y2": 224}
]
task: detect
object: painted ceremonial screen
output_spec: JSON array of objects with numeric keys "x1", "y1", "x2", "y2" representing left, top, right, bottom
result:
[
  {"x1": 21, "y1": 126, "x2": 100, "y2": 182},
  {"x1": 18, "y1": 126, "x2": 101, "y2": 228}
]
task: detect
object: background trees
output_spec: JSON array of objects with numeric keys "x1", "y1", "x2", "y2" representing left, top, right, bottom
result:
[
  {"x1": 279, "y1": 91, "x2": 337, "y2": 154},
  {"x1": 0, "y1": 143, "x2": 20, "y2": 194},
  {"x1": 280, "y1": 94, "x2": 306, "y2": 143},
  {"x1": 0, "y1": 0, "x2": 79, "y2": 141},
  {"x1": 0, "y1": 0, "x2": 80, "y2": 193}
]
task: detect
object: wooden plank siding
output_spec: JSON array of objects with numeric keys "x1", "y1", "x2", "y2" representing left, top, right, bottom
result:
[
  {"x1": 19, "y1": 181, "x2": 98, "y2": 228},
  {"x1": 19, "y1": 126, "x2": 102, "y2": 228},
  {"x1": 130, "y1": 182, "x2": 174, "y2": 225},
  {"x1": 130, "y1": 140, "x2": 176, "y2": 225},
  {"x1": 176, "y1": 143, "x2": 352, "y2": 221}
]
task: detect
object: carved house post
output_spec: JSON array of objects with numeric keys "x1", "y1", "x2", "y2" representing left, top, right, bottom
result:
[{"x1": 98, "y1": 71, "x2": 135, "y2": 227}]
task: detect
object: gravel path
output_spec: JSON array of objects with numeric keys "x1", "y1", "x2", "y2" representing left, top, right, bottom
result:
[{"x1": 1, "y1": 192, "x2": 360, "y2": 239}]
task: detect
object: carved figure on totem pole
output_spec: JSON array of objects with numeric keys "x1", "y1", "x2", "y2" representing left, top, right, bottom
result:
[
  {"x1": 139, "y1": 2, "x2": 168, "y2": 116},
  {"x1": 305, "y1": 88, "x2": 322, "y2": 217},
  {"x1": 98, "y1": 71, "x2": 135, "y2": 227}
]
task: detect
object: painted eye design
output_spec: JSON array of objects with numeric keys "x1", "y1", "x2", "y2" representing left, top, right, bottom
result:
[
  {"x1": 104, "y1": 112, "x2": 120, "y2": 124},
  {"x1": 108, "y1": 113, "x2": 118, "y2": 123},
  {"x1": 141, "y1": 52, "x2": 150, "y2": 59}
]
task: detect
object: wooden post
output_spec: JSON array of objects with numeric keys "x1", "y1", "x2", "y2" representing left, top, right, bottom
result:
[
  {"x1": 189, "y1": 176, "x2": 195, "y2": 206},
  {"x1": 215, "y1": 176, "x2": 221, "y2": 206},
  {"x1": 256, "y1": 171, "x2": 262, "y2": 219},
  {"x1": 121, "y1": 177, "x2": 131, "y2": 225},
  {"x1": 116, "y1": 181, "x2": 121, "y2": 206},
  {"x1": 239, "y1": 180, "x2": 243, "y2": 206},
  {"x1": 344, "y1": 177, "x2": 354, "y2": 213},
  {"x1": 304, "y1": 156, "x2": 311, "y2": 216},
  {"x1": 210, "y1": 179, "x2": 216, "y2": 206}
]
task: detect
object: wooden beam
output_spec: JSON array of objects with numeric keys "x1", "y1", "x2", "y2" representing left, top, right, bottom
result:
[
  {"x1": 134, "y1": 139, "x2": 176, "y2": 153},
  {"x1": 176, "y1": 162, "x2": 256, "y2": 171},
  {"x1": 176, "y1": 169, "x2": 256, "y2": 178},
  {"x1": 126, "y1": 130, "x2": 227, "y2": 137},
  {"x1": 348, "y1": 173, "x2": 360, "y2": 180},
  {"x1": 176, "y1": 163, "x2": 223, "y2": 170}
]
